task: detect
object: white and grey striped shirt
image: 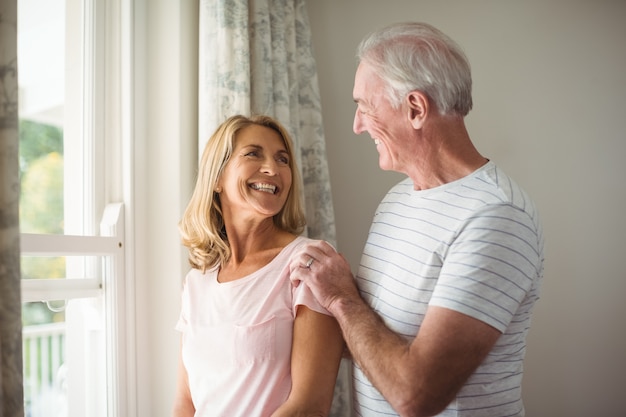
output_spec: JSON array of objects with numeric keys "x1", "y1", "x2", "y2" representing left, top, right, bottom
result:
[{"x1": 354, "y1": 161, "x2": 544, "y2": 417}]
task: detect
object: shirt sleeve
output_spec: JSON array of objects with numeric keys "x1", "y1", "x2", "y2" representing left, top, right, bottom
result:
[
  {"x1": 430, "y1": 203, "x2": 542, "y2": 332},
  {"x1": 292, "y1": 280, "x2": 332, "y2": 317}
]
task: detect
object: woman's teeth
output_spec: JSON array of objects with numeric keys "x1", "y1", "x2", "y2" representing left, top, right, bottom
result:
[{"x1": 251, "y1": 183, "x2": 277, "y2": 194}]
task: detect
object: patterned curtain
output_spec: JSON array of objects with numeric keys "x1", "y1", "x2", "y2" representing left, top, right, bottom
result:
[
  {"x1": 198, "y1": 0, "x2": 350, "y2": 415},
  {"x1": 0, "y1": 1, "x2": 24, "y2": 416}
]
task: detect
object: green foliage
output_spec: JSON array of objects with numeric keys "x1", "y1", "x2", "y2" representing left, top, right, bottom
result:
[
  {"x1": 19, "y1": 152, "x2": 64, "y2": 234},
  {"x1": 21, "y1": 256, "x2": 66, "y2": 279},
  {"x1": 18, "y1": 119, "x2": 63, "y2": 179},
  {"x1": 19, "y1": 119, "x2": 64, "y2": 234},
  {"x1": 22, "y1": 301, "x2": 65, "y2": 326},
  {"x1": 19, "y1": 119, "x2": 66, "y2": 325}
]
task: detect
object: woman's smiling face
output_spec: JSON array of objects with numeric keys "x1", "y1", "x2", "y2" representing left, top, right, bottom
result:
[{"x1": 217, "y1": 124, "x2": 292, "y2": 220}]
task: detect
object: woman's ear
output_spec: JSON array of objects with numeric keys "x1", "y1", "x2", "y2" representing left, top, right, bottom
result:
[
  {"x1": 214, "y1": 171, "x2": 224, "y2": 194},
  {"x1": 406, "y1": 90, "x2": 429, "y2": 129}
]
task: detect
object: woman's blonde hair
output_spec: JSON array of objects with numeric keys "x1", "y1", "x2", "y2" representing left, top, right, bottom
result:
[{"x1": 179, "y1": 114, "x2": 306, "y2": 271}]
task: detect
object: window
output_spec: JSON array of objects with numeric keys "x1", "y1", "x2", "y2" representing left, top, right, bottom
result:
[{"x1": 18, "y1": 0, "x2": 133, "y2": 416}]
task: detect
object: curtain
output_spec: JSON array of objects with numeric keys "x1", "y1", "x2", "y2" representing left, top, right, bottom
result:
[
  {"x1": 0, "y1": 1, "x2": 24, "y2": 416},
  {"x1": 198, "y1": 0, "x2": 350, "y2": 415}
]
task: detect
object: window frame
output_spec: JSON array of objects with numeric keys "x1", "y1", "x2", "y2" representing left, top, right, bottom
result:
[
  {"x1": 20, "y1": 204, "x2": 129, "y2": 415},
  {"x1": 18, "y1": 0, "x2": 136, "y2": 414}
]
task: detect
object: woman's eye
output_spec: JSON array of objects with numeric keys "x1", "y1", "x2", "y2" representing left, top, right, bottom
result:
[
  {"x1": 277, "y1": 156, "x2": 289, "y2": 164},
  {"x1": 244, "y1": 151, "x2": 259, "y2": 157}
]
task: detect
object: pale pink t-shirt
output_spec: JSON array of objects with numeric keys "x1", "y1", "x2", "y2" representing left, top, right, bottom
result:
[{"x1": 175, "y1": 236, "x2": 329, "y2": 417}]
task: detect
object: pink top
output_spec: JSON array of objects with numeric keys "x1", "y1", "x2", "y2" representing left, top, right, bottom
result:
[{"x1": 176, "y1": 236, "x2": 329, "y2": 416}]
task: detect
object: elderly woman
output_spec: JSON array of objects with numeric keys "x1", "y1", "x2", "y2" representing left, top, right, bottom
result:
[{"x1": 173, "y1": 114, "x2": 343, "y2": 417}]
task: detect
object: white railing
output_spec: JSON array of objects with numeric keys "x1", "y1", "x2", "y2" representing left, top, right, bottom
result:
[{"x1": 22, "y1": 322, "x2": 67, "y2": 416}]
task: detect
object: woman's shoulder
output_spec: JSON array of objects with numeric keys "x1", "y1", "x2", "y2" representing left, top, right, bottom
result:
[
  {"x1": 183, "y1": 265, "x2": 218, "y2": 285},
  {"x1": 290, "y1": 234, "x2": 326, "y2": 247},
  {"x1": 275, "y1": 235, "x2": 318, "y2": 257}
]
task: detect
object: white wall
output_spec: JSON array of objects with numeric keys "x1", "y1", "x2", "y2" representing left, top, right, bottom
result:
[
  {"x1": 134, "y1": 0, "x2": 198, "y2": 415},
  {"x1": 306, "y1": 1, "x2": 626, "y2": 416}
]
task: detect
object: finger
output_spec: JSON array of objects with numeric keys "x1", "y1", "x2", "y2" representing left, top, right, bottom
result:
[
  {"x1": 308, "y1": 239, "x2": 337, "y2": 256},
  {"x1": 288, "y1": 251, "x2": 308, "y2": 271},
  {"x1": 300, "y1": 245, "x2": 331, "y2": 265},
  {"x1": 318, "y1": 239, "x2": 338, "y2": 253},
  {"x1": 289, "y1": 258, "x2": 305, "y2": 276},
  {"x1": 288, "y1": 266, "x2": 304, "y2": 286},
  {"x1": 297, "y1": 253, "x2": 315, "y2": 269}
]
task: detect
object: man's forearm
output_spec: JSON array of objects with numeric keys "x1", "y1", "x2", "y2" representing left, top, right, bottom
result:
[{"x1": 329, "y1": 293, "x2": 416, "y2": 410}]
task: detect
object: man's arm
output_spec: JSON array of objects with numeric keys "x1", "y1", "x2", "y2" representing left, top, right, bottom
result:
[
  {"x1": 335, "y1": 296, "x2": 500, "y2": 416},
  {"x1": 290, "y1": 241, "x2": 501, "y2": 417}
]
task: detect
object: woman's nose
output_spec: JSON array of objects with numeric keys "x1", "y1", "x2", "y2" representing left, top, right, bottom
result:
[{"x1": 260, "y1": 158, "x2": 278, "y2": 175}]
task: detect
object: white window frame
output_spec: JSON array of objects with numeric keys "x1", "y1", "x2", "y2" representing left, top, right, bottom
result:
[
  {"x1": 19, "y1": 0, "x2": 136, "y2": 415},
  {"x1": 21, "y1": 203, "x2": 129, "y2": 415}
]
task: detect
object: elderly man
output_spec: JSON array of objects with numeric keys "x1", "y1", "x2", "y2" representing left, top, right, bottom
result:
[{"x1": 290, "y1": 22, "x2": 544, "y2": 417}]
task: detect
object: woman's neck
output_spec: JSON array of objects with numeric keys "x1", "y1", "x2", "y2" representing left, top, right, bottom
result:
[{"x1": 218, "y1": 220, "x2": 296, "y2": 282}]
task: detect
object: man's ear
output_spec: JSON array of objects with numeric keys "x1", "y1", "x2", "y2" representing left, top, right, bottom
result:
[{"x1": 406, "y1": 90, "x2": 429, "y2": 129}]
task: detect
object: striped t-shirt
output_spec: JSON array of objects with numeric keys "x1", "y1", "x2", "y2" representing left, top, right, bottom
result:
[{"x1": 353, "y1": 161, "x2": 544, "y2": 417}]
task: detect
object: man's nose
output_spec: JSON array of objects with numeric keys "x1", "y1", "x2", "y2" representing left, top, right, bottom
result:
[{"x1": 353, "y1": 109, "x2": 365, "y2": 134}]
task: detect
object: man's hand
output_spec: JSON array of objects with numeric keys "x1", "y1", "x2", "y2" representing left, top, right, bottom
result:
[{"x1": 288, "y1": 240, "x2": 360, "y2": 314}]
